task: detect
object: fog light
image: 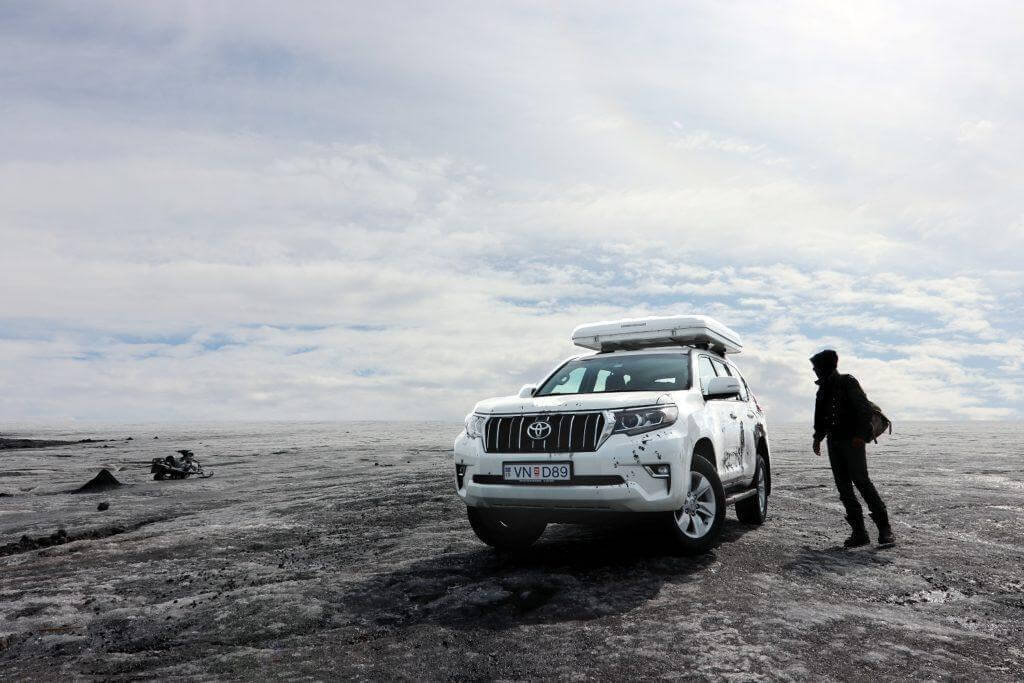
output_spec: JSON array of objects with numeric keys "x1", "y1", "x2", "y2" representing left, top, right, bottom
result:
[{"x1": 644, "y1": 464, "x2": 671, "y2": 478}]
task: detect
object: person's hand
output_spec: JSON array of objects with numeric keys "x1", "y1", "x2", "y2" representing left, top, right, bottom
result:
[
  {"x1": 852, "y1": 437, "x2": 865, "y2": 448},
  {"x1": 813, "y1": 439, "x2": 821, "y2": 456}
]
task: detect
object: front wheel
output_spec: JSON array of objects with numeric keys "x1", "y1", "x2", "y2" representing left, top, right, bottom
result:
[
  {"x1": 666, "y1": 455, "x2": 726, "y2": 555},
  {"x1": 736, "y1": 454, "x2": 769, "y2": 524},
  {"x1": 466, "y1": 507, "x2": 547, "y2": 551}
]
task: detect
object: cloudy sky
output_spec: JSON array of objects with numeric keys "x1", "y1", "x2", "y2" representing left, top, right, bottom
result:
[{"x1": 2, "y1": 1, "x2": 1022, "y2": 424}]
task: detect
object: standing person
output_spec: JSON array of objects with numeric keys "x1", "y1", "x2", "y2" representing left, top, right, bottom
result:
[{"x1": 811, "y1": 349, "x2": 895, "y2": 547}]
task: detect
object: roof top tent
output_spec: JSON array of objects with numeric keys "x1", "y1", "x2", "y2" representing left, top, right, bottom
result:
[{"x1": 571, "y1": 315, "x2": 743, "y2": 355}]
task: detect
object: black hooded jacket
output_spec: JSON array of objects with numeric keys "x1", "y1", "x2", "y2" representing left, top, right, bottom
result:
[{"x1": 813, "y1": 371, "x2": 875, "y2": 442}]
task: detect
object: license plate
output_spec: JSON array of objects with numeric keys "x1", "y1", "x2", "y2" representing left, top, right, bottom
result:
[{"x1": 502, "y1": 462, "x2": 572, "y2": 482}]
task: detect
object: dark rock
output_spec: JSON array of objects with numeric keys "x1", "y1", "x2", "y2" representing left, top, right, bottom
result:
[
  {"x1": 97, "y1": 502, "x2": 110, "y2": 511},
  {"x1": 153, "y1": 436, "x2": 159, "y2": 439},
  {"x1": 126, "y1": 437, "x2": 134, "y2": 441},
  {"x1": 0, "y1": 438, "x2": 77, "y2": 450},
  {"x1": 74, "y1": 469, "x2": 122, "y2": 494}
]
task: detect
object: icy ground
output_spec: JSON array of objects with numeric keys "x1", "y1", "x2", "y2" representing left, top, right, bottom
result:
[{"x1": 1, "y1": 421, "x2": 1023, "y2": 680}]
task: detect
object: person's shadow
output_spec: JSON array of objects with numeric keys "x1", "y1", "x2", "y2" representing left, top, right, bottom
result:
[
  {"x1": 783, "y1": 544, "x2": 895, "y2": 579},
  {"x1": 341, "y1": 517, "x2": 758, "y2": 631}
]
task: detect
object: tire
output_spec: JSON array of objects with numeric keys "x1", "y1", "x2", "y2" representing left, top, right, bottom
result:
[
  {"x1": 466, "y1": 507, "x2": 547, "y2": 551},
  {"x1": 736, "y1": 454, "x2": 769, "y2": 524},
  {"x1": 667, "y1": 455, "x2": 726, "y2": 555}
]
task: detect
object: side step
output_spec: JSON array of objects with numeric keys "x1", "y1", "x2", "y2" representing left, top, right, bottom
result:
[{"x1": 724, "y1": 488, "x2": 758, "y2": 506}]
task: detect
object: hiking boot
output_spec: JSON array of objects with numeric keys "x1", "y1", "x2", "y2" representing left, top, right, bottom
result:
[
  {"x1": 843, "y1": 529, "x2": 870, "y2": 548},
  {"x1": 871, "y1": 511, "x2": 895, "y2": 546},
  {"x1": 843, "y1": 515, "x2": 870, "y2": 548}
]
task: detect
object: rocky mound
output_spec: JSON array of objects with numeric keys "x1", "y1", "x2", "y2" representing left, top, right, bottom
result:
[{"x1": 74, "y1": 468, "x2": 122, "y2": 493}]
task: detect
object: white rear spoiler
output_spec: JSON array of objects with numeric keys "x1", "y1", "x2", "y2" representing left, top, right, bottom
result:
[{"x1": 571, "y1": 315, "x2": 742, "y2": 354}]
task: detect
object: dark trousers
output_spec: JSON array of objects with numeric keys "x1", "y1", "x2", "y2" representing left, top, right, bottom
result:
[{"x1": 827, "y1": 437, "x2": 887, "y2": 522}]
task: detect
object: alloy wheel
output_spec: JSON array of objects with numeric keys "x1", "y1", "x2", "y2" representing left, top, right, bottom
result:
[
  {"x1": 757, "y1": 465, "x2": 767, "y2": 514},
  {"x1": 675, "y1": 471, "x2": 717, "y2": 539}
]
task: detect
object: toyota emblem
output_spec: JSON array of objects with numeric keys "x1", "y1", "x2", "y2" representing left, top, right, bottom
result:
[{"x1": 526, "y1": 420, "x2": 552, "y2": 440}]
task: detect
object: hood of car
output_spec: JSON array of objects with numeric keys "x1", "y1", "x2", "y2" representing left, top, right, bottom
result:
[{"x1": 473, "y1": 391, "x2": 674, "y2": 415}]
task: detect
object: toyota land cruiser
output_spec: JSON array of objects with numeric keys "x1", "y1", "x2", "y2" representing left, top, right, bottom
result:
[{"x1": 453, "y1": 315, "x2": 771, "y2": 554}]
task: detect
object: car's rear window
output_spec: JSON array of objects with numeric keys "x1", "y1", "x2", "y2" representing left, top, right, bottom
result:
[{"x1": 536, "y1": 353, "x2": 691, "y2": 396}]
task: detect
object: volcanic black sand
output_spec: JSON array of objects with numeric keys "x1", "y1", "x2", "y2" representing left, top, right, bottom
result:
[{"x1": 1, "y1": 421, "x2": 1022, "y2": 680}]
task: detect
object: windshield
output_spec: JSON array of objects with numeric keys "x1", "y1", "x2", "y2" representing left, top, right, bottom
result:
[{"x1": 535, "y1": 353, "x2": 691, "y2": 396}]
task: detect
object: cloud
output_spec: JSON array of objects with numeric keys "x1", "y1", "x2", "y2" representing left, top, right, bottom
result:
[
  {"x1": 957, "y1": 120, "x2": 995, "y2": 144},
  {"x1": 1, "y1": 2, "x2": 1022, "y2": 423}
]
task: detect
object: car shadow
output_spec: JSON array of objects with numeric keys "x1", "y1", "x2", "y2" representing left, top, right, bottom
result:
[{"x1": 341, "y1": 518, "x2": 759, "y2": 631}]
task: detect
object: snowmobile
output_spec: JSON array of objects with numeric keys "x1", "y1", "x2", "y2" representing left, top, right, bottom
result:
[{"x1": 151, "y1": 450, "x2": 214, "y2": 480}]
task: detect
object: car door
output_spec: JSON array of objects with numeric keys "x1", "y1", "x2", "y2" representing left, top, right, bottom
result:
[
  {"x1": 698, "y1": 355, "x2": 743, "y2": 480},
  {"x1": 725, "y1": 361, "x2": 758, "y2": 480}
]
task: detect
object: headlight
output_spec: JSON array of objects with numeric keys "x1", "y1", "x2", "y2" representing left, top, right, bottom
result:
[
  {"x1": 606, "y1": 405, "x2": 678, "y2": 436},
  {"x1": 464, "y1": 413, "x2": 487, "y2": 439}
]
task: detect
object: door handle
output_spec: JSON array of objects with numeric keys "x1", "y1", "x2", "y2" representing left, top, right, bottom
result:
[
  {"x1": 746, "y1": 412, "x2": 754, "y2": 418},
  {"x1": 729, "y1": 412, "x2": 737, "y2": 419}
]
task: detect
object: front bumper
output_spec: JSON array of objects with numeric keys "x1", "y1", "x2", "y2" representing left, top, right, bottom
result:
[{"x1": 452, "y1": 428, "x2": 691, "y2": 513}]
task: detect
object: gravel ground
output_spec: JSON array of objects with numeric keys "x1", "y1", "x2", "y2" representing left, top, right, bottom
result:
[{"x1": 1, "y1": 421, "x2": 1022, "y2": 681}]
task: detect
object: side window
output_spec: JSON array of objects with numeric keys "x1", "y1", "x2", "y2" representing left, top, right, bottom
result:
[
  {"x1": 728, "y1": 364, "x2": 749, "y2": 401},
  {"x1": 697, "y1": 355, "x2": 717, "y2": 393},
  {"x1": 547, "y1": 366, "x2": 586, "y2": 394}
]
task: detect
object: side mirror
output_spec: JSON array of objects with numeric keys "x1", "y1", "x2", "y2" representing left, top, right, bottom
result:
[
  {"x1": 704, "y1": 376, "x2": 741, "y2": 400},
  {"x1": 518, "y1": 384, "x2": 537, "y2": 398}
]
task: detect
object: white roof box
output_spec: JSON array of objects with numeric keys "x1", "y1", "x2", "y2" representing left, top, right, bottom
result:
[{"x1": 571, "y1": 315, "x2": 742, "y2": 354}]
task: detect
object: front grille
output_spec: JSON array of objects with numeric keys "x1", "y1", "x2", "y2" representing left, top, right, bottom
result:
[{"x1": 483, "y1": 412, "x2": 605, "y2": 453}]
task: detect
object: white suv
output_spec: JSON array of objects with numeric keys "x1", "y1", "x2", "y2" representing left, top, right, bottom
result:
[{"x1": 453, "y1": 315, "x2": 771, "y2": 554}]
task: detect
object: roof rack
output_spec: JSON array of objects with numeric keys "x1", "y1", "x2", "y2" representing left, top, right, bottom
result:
[{"x1": 570, "y1": 315, "x2": 742, "y2": 355}]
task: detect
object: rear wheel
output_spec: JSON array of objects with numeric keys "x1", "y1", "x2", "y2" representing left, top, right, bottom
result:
[
  {"x1": 467, "y1": 507, "x2": 547, "y2": 550},
  {"x1": 736, "y1": 454, "x2": 769, "y2": 524},
  {"x1": 667, "y1": 455, "x2": 726, "y2": 555}
]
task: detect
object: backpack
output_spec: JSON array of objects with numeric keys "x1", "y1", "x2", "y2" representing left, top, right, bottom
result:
[
  {"x1": 839, "y1": 374, "x2": 892, "y2": 443},
  {"x1": 867, "y1": 400, "x2": 892, "y2": 443}
]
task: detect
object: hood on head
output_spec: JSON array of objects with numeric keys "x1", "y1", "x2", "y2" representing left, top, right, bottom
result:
[{"x1": 810, "y1": 349, "x2": 838, "y2": 380}]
